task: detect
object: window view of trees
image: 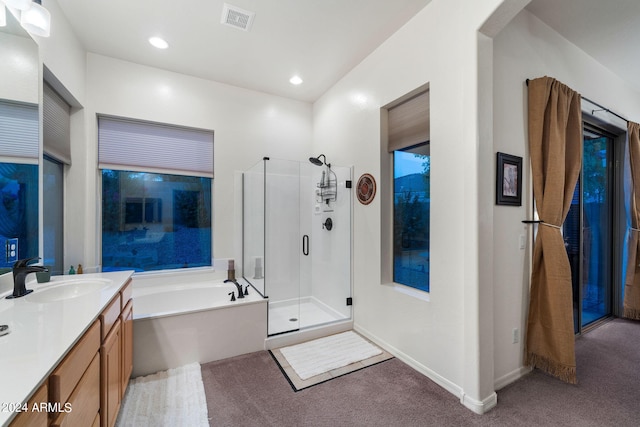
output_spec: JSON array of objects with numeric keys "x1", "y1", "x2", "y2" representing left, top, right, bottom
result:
[
  {"x1": 102, "y1": 170, "x2": 211, "y2": 272},
  {"x1": 393, "y1": 145, "x2": 430, "y2": 292}
]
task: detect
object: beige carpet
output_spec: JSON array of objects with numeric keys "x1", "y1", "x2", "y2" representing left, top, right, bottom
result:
[
  {"x1": 271, "y1": 331, "x2": 393, "y2": 390},
  {"x1": 116, "y1": 363, "x2": 209, "y2": 427}
]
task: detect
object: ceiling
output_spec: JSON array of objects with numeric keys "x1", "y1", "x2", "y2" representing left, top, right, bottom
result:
[
  {"x1": 54, "y1": 1, "x2": 640, "y2": 103},
  {"x1": 55, "y1": 0, "x2": 432, "y2": 103},
  {"x1": 526, "y1": 0, "x2": 640, "y2": 94}
]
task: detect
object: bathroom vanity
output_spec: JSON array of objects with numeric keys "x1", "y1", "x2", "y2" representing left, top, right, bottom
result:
[{"x1": 0, "y1": 271, "x2": 134, "y2": 427}]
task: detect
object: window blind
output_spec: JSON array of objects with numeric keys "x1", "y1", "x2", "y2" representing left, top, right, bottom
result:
[
  {"x1": 0, "y1": 99, "x2": 39, "y2": 163},
  {"x1": 98, "y1": 115, "x2": 214, "y2": 178},
  {"x1": 387, "y1": 90, "x2": 430, "y2": 152},
  {"x1": 43, "y1": 82, "x2": 72, "y2": 164}
]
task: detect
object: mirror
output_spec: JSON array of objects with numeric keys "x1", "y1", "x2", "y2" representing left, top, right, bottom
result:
[
  {"x1": 0, "y1": 9, "x2": 39, "y2": 104},
  {"x1": 0, "y1": 9, "x2": 39, "y2": 274}
]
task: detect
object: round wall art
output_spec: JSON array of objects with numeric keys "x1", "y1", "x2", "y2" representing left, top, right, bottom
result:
[{"x1": 356, "y1": 173, "x2": 376, "y2": 205}]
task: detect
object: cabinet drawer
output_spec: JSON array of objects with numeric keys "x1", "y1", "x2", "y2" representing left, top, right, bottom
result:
[
  {"x1": 120, "y1": 279, "x2": 132, "y2": 310},
  {"x1": 50, "y1": 353, "x2": 100, "y2": 427},
  {"x1": 49, "y1": 320, "x2": 100, "y2": 407},
  {"x1": 9, "y1": 382, "x2": 47, "y2": 427},
  {"x1": 100, "y1": 294, "x2": 121, "y2": 341}
]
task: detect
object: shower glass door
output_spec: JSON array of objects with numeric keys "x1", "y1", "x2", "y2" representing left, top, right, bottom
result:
[
  {"x1": 265, "y1": 158, "x2": 302, "y2": 335},
  {"x1": 244, "y1": 157, "x2": 352, "y2": 336}
]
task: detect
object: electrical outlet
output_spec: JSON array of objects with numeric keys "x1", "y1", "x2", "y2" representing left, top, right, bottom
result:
[
  {"x1": 6, "y1": 238, "x2": 18, "y2": 263},
  {"x1": 512, "y1": 328, "x2": 520, "y2": 344}
]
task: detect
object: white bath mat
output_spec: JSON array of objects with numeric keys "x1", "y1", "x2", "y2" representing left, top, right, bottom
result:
[
  {"x1": 116, "y1": 363, "x2": 209, "y2": 427},
  {"x1": 279, "y1": 331, "x2": 383, "y2": 380}
]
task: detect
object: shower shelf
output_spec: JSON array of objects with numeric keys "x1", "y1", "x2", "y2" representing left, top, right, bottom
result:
[{"x1": 317, "y1": 175, "x2": 337, "y2": 204}]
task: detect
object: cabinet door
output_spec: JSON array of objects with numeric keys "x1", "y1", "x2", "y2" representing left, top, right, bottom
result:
[
  {"x1": 50, "y1": 354, "x2": 100, "y2": 427},
  {"x1": 121, "y1": 299, "x2": 133, "y2": 395},
  {"x1": 101, "y1": 319, "x2": 121, "y2": 427},
  {"x1": 8, "y1": 382, "x2": 47, "y2": 427}
]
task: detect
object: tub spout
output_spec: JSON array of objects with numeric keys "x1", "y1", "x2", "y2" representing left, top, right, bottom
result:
[{"x1": 224, "y1": 279, "x2": 245, "y2": 299}]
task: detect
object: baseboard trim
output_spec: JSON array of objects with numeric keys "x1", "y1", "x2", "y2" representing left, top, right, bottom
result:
[
  {"x1": 460, "y1": 391, "x2": 498, "y2": 414},
  {"x1": 494, "y1": 366, "x2": 532, "y2": 390},
  {"x1": 354, "y1": 325, "x2": 463, "y2": 399},
  {"x1": 355, "y1": 324, "x2": 502, "y2": 415}
]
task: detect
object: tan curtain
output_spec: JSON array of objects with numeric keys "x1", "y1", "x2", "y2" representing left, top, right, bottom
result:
[
  {"x1": 525, "y1": 77, "x2": 582, "y2": 384},
  {"x1": 624, "y1": 122, "x2": 640, "y2": 319}
]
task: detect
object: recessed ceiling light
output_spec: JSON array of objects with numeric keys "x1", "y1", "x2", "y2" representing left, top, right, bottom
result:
[
  {"x1": 149, "y1": 37, "x2": 169, "y2": 49},
  {"x1": 289, "y1": 75, "x2": 303, "y2": 85}
]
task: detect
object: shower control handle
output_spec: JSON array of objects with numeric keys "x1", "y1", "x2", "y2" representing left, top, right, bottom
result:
[
  {"x1": 323, "y1": 218, "x2": 333, "y2": 231},
  {"x1": 302, "y1": 235, "x2": 309, "y2": 256}
]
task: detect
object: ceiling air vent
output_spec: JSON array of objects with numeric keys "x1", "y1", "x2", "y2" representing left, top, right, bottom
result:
[{"x1": 221, "y1": 3, "x2": 255, "y2": 32}]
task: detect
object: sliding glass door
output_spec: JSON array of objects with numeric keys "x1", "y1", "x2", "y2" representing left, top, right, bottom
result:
[{"x1": 565, "y1": 125, "x2": 619, "y2": 332}]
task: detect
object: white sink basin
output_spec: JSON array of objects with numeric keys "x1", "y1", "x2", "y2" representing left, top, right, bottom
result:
[{"x1": 26, "y1": 279, "x2": 111, "y2": 303}]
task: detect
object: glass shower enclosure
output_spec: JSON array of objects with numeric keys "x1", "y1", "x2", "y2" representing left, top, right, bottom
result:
[{"x1": 243, "y1": 157, "x2": 352, "y2": 335}]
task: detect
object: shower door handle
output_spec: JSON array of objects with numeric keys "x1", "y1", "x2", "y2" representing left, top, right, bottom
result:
[{"x1": 302, "y1": 235, "x2": 309, "y2": 256}]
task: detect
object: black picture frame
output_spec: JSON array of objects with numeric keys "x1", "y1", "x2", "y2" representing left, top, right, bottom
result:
[{"x1": 496, "y1": 152, "x2": 522, "y2": 206}]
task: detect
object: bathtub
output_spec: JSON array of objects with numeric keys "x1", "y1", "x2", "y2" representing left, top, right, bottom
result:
[{"x1": 131, "y1": 275, "x2": 267, "y2": 377}]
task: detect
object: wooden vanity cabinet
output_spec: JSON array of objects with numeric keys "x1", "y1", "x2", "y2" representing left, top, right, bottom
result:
[
  {"x1": 100, "y1": 278, "x2": 133, "y2": 427},
  {"x1": 8, "y1": 278, "x2": 134, "y2": 427}
]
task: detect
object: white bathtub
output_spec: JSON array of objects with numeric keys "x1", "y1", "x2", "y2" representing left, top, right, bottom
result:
[
  {"x1": 131, "y1": 275, "x2": 267, "y2": 377},
  {"x1": 134, "y1": 280, "x2": 263, "y2": 319}
]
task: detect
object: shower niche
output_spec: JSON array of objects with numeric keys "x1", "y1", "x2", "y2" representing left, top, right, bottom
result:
[{"x1": 243, "y1": 157, "x2": 352, "y2": 336}]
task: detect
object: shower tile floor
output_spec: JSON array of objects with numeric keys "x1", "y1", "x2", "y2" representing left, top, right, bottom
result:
[{"x1": 268, "y1": 298, "x2": 347, "y2": 335}]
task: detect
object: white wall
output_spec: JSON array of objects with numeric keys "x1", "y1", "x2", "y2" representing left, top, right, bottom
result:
[
  {"x1": 0, "y1": 32, "x2": 38, "y2": 104},
  {"x1": 83, "y1": 54, "x2": 313, "y2": 269},
  {"x1": 312, "y1": 0, "x2": 516, "y2": 413},
  {"x1": 492, "y1": 9, "x2": 640, "y2": 388},
  {"x1": 36, "y1": 0, "x2": 87, "y2": 105},
  {"x1": 27, "y1": 0, "x2": 640, "y2": 415}
]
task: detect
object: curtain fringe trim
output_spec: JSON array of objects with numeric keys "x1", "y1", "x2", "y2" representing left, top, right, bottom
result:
[
  {"x1": 623, "y1": 307, "x2": 640, "y2": 320},
  {"x1": 525, "y1": 352, "x2": 577, "y2": 384}
]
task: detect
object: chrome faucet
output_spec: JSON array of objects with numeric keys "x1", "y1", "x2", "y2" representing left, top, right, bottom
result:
[
  {"x1": 224, "y1": 279, "x2": 245, "y2": 299},
  {"x1": 7, "y1": 257, "x2": 48, "y2": 299}
]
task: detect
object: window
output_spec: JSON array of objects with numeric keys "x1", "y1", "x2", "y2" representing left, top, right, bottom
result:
[
  {"x1": 393, "y1": 144, "x2": 430, "y2": 292},
  {"x1": 43, "y1": 156, "x2": 64, "y2": 275},
  {"x1": 42, "y1": 82, "x2": 71, "y2": 276},
  {"x1": 102, "y1": 170, "x2": 211, "y2": 272},
  {"x1": 98, "y1": 116, "x2": 214, "y2": 273},
  {"x1": 385, "y1": 87, "x2": 430, "y2": 292}
]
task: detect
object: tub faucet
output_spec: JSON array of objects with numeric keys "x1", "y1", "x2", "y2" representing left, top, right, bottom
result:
[
  {"x1": 7, "y1": 257, "x2": 48, "y2": 299},
  {"x1": 224, "y1": 279, "x2": 245, "y2": 299}
]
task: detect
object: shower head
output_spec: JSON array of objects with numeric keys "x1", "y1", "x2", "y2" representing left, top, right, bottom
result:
[{"x1": 309, "y1": 154, "x2": 330, "y2": 167}]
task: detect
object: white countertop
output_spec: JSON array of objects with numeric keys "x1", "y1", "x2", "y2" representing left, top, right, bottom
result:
[{"x1": 0, "y1": 270, "x2": 134, "y2": 426}]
